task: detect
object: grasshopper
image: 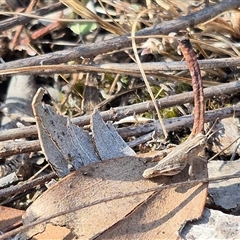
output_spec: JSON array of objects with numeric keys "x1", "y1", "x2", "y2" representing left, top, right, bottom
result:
[
  {"x1": 143, "y1": 38, "x2": 214, "y2": 180},
  {"x1": 142, "y1": 129, "x2": 218, "y2": 179}
]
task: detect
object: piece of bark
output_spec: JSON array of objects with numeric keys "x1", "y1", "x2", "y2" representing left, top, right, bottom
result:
[{"x1": 182, "y1": 208, "x2": 240, "y2": 239}]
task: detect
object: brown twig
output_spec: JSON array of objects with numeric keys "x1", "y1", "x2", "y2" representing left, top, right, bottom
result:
[
  {"x1": 20, "y1": 18, "x2": 63, "y2": 46},
  {"x1": 178, "y1": 38, "x2": 205, "y2": 136},
  {"x1": 127, "y1": 105, "x2": 240, "y2": 147},
  {"x1": 0, "y1": 140, "x2": 40, "y2": 158},
  {"x1": 0, "y1": 104, "x2": 240, "y2": 158},
  {"x1": 0, "y1": 81, "x2": 240, "y2": 142},
  {"x1": 0, "y1": 172, "x2": 56, "y2": 199},
  {"x1": 0, "y1": 56, "x2": 240, "y2": 79}
]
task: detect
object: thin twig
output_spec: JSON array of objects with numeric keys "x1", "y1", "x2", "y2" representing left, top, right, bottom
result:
[
  {"x1": 0, "y1": 81, "x2": 240, "y2": 142},
  {"x1": 0, "y1": 172, "x2": 56, "y2": 199},
  {"x1": 1, "y1": 104, "x2": 240, "y2": 158},
  {"x1": 10, "y1": 0, "x2": 38, "y2": 50},
  {"x1": 0, "y1": 2, "x2": 65, "y2": 32},
  {"x1": 0, "y1": 56, "x2": 239, "y2": 80}
]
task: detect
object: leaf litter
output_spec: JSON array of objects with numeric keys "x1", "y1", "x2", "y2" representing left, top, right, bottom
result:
[{"x1": 1, "y1": 1, "x2": 239, "y2": 239}]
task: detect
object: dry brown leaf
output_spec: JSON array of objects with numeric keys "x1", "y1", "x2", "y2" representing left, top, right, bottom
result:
[
  {"x1": 19, "y1": 156, "x2": 207, "y2": 239},
  {"x1": 0, "y1": 206, "x2": 24, "y2": 233},
  {"x1": 95, "y1": 159, "x2": 208, "y2": 239},
  {"x1": 32, "y1": 224, "x2": 74, "y2": 240}
]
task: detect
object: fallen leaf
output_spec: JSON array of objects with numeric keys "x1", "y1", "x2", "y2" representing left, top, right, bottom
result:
[
  {"x1": 32, "y1": 88, "x2": 99, "y2": 177},
  {"x1": 210, "y1": 118, "x2": 240, "y2": 155},
  {"x1": 91, "y1": 109, "x2": 136, "y2": 160},
  {"x1": 32, "y1": 223, "x2": 74, "y2": 240},
  {"x1": 19, "y1": 156, "x2": 207, "y2": 239},
  {"x1": 94, "y1": 159, "x2": 208, "y2": 239},
  {"x1": 0, "y1": 206, "x2": 24, "y2": 233},
  {"x1": 17, "y1": 88, "x2": 208, "y2": 239}
]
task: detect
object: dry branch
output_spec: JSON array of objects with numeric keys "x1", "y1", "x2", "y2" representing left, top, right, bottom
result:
[
  {"x1": 0, "y1": 57, "x2": 240, "y2": 78},
  {"x1": 0, "y1": 81, "x2": 239, "y2": 142},
  {"x1": 128, "y1": 99, "x2": 240, "y2": 147},
  {"x1": 0, "y1": 172, "x2": 56, "y2": 199},
  {"x1": 1, "y1": 104, "x2": 240, "y2": 158}
]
